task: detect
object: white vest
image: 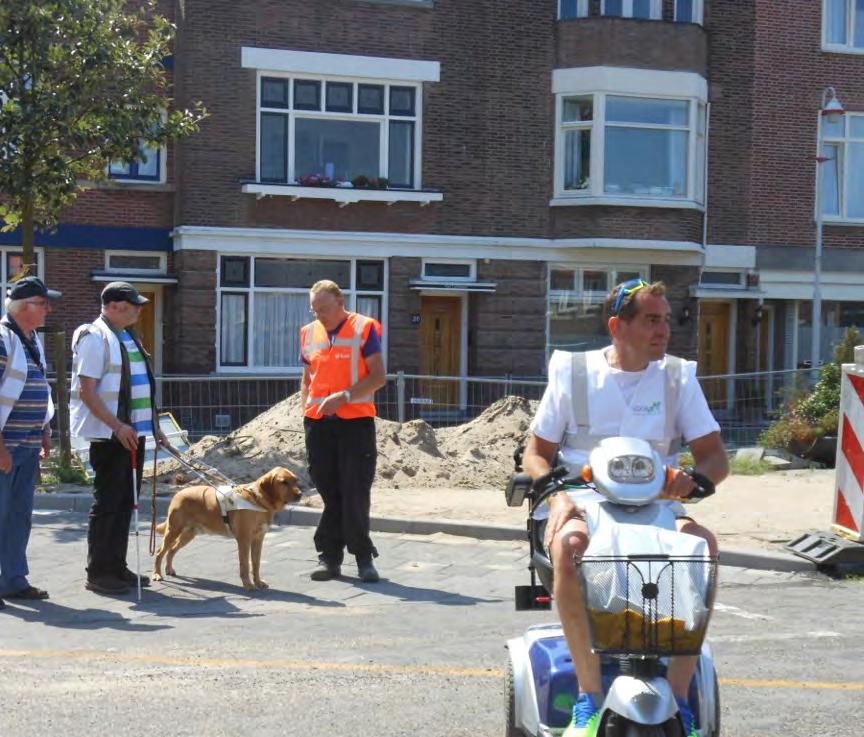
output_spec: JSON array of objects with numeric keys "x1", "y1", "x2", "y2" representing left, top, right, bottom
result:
[
  {"x1": 0, "y1": 324, "x2": 53, "y2": 430},
  {"x1": 560, "y1": 349, "x2": 685, "y2": 467},
  {"x1": 69, "y1": 318, "x2": 123, "y2": 440}
]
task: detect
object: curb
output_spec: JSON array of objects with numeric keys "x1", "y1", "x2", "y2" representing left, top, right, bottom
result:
[{"x1": 34, "y1": 492, "x2": 815, "y2": 573}]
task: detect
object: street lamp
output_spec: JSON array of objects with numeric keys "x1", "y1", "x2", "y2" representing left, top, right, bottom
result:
[{"x1": 813, "y1": 87, "x2": 845, "y2": 369}]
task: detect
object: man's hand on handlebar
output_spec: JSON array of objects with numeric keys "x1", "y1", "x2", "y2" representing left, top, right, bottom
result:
[
  {"x1": 662, "y1": 467, "x2": 697, "y2": 500},
  {"x1": 543, "y1": 491, "x2": 582, "y2": 548}
]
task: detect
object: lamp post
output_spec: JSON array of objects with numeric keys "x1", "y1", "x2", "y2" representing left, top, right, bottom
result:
[{"x1": 812, "y1": 87, "x2": 845, "y2": 369}]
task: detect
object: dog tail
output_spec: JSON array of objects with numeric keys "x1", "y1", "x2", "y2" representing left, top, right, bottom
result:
[{"x1": 155, "y1": 521, "x2": 166, "y2": 535}]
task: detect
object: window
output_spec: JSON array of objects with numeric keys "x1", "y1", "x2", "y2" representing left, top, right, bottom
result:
[
  {"x1": 555, "y1": 91, "x2": 707, "y2": 205},
  {"x1": 821, "y1": 113, "x2": 864, "y2": 220},
  {"x1": 601, "y1": 0, "x2": 660, "y2": 19},
  {"x1": 421, "y1": 260, "x2": 475, "y2": 281},
  {"x1": 547, "y1": 265, "x2": 646, "y2": 355},
  {"x1": 559, "y1": 0, "x2": 588, "y2": 18},
  {"x1": 217, "y1": 256, "x2": 386, "y2": 370},
  {"x1": 1, "y1": 249, "x2": 43, "y2": 313},
  {"x1": 106, "y1": 251, "x2": 166, "y2": 274},
  {"x1": 674, "y1": 0, "x2": 703, "y2": 24},
  {"x1": 824, "y1": 0, "x2": 864, "y2": 51},
  {"x1": 109, "y1": 138, "x2": 162, "y2": 182},
  {"x1": 700, "y1": 271, "x2": 745, "y2": 288},
  {"x1": 258, "y1": 75, "x2": 420, "y2": 189}
]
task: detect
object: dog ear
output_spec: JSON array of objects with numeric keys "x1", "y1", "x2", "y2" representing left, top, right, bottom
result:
[{"x1": 257, "y1": 469, "x2": 277, "y2": 503}]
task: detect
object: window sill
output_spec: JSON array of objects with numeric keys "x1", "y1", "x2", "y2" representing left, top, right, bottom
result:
[
  {"x1": 349, "y1": 0, "x2": 433, "y2": 6},
  {"x1": 550, "y1": 195, "x2": 703, "y2": 211},
  {"x1": 242, "y1": 182, "x2": 443, "y2": 207},
  {"x1": 822, "y1": 216, "x2": 864, "y2": 227},
  {"x1": 821, "y1": 43, "x2": 864, "y2": 56},
  {"x1": 86, "y1": 180, "x2": 174, "y2": 192}
]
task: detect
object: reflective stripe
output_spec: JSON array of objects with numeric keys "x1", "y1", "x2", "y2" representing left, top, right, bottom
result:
[
  {"x1": 566, "y1": 352, "x2": 684, "y2": 457},
  {"x1": 0, "y1": 396, "x2": 16, "y2": 407},
  {"x1": 5, "y1": 369, "x2": 26, "y2": 382}
]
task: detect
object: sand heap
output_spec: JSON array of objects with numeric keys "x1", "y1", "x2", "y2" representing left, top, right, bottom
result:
[{"x1": 157, "y1": 393, "x2": 537, "y2": 491}]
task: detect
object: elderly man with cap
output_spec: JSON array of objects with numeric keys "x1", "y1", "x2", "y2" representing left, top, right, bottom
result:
[
  {"x1": 0, "y1": 276, "x2": 61, "y2": 607},
  {"x1": 71, "y1": 281, "x2": 171, "y2": 595}
]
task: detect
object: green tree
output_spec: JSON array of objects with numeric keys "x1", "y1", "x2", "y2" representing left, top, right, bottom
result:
[{"x1": 0, "y1": 0, "x2": 206, "y2": 272}]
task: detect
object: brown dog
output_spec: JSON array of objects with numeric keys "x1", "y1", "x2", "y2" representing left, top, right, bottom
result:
[{"x1": 152, "y1": 466, "x2": 302, "y2": 590}]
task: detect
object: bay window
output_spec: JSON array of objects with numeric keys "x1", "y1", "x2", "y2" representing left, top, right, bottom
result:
[
  {"x1": 258, "y1": 75, "x2": 419, "y2": 189},
  {"x1": 218, "y1": 256, "x2": 386, "y2": 370},
  {"x1": 820, "y1": 112, "x2": 864, "y2": 220},
  {"x1": 824, "y1": 0, "x2": 864, "y2": 51},
  {"x1": 556, "y1": 93, "x2": 705, "y2": 204}
]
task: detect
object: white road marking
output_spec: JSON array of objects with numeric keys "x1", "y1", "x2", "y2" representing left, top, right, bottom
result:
[{"x1": 714, "y1": 602, "x2": 773, "y2": 620}]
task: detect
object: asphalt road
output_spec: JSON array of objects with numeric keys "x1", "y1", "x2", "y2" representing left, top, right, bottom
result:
[{"x1": 0, "y1": 511, "x2": 862, "y2": 737}]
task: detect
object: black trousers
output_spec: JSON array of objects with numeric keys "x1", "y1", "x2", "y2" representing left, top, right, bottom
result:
[
  {"x1": 86, "y1": 436, "x2": 145, "y2": 577},
  {"x1": 304, "y1": 416, "x2": 377, "y2": 564}
]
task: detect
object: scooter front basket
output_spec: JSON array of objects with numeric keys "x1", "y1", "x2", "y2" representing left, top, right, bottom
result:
[{"x1": 578, "y1": 555, "x2": 717, "y2": 657}]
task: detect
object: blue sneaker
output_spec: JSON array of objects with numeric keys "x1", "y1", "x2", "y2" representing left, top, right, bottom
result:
[
  {"x1": 562, "y1": 693, "x2": 600, "y2": 737},
  {"x1": 676, "y1": 696, "x2": 698, "y2": 737}
]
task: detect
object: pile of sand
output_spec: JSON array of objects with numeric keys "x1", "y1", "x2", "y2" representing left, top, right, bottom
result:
[{"x1": 156, "y1": 393, "x2": 536, "y2": 491}]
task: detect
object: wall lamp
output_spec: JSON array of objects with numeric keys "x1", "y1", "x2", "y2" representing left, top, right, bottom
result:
[{"x1": 678, "y1": 304, "x2": 693, "y2": 326}]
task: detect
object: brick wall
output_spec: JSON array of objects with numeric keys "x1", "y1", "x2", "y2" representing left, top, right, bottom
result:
[
  {"x1": 166, "y1": 250, "x2": 217, "y2": 373},
  {"x1": 387, "y1": 256, "x2": 423, "y2": 374},
  {"x1": 652, "y1": 264, "x2": 699, "y2": 359},
  {"x1": 43, "y1": 249, "x2": 105, "y2": 352}
]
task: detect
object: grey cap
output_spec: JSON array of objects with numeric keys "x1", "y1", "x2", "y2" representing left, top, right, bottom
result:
[{"x1": 101, "y1": 281, "x2": 149, "y2": 305}]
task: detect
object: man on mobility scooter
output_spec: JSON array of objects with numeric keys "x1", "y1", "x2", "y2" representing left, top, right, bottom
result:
[{"x1": 522, "y1": 279, "x2": 729, "y2": 737}]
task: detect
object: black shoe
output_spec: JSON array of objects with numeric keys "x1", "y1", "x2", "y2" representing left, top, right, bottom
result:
[
  {"x1": 357, "y1": 560, "x2": 380, "y2": 583},
  {"x1": 6, "y1": 585, "x2": 49, "y2": 600},
  {"x1": 310, "y1": 561, "x2": 341, "y2": 581},
  {"x1": 119, "y1": 569, "x2": 150, "y2": 587},
  {"x1": 85, "y1": 575, "x2": 131, "y2": 595},
  {"x1": 0, "y1": 597, "x2": 5, "y2": 609}
]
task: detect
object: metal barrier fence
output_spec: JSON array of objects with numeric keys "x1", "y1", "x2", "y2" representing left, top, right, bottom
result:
[{"x1": 144, "y1": 367, "x2": 816, "y2": 449}]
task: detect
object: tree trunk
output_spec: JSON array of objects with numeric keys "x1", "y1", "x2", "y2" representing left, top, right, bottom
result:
[
  {"x1": 21, "y1": 196, "x2": 36, "y2": 277},
  {"x1": 51, "y1": 331, "x2": 72, "y2": 468}
]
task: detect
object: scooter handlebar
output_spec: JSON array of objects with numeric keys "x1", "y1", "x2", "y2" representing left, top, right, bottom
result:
[
  {"x1": 682, "y1": 466, "x2": 715, "y2": 500},
  {"x1": 531, "y1": 465, "x2": 570, "y2": 494}
]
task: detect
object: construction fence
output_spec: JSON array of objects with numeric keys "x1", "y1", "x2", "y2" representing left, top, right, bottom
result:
[{"x1": 141, "y1": 367, "x2": 815, "y2": 450}]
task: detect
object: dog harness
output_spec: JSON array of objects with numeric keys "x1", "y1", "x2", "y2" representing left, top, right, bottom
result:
[{"x1": 214, "y1": 485, "x2": 267, "y2": 529}]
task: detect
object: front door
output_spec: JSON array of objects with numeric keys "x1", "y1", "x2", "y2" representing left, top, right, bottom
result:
[
  {"x1": 135, "y1": 289, "x2": 156, "y2": 358},
  {"x1": 697, "y1": 301, "x2": 731, "y2": 408},
  {"x1": 419, "y1": 295, "x2": 461, "y2": 406}
]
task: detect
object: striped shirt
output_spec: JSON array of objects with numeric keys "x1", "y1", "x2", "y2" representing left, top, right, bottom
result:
[
  {"x1": 119, "y1": 330, "x2": 153, "y2": 437},
  {"x1": 0, "y1": 329, "x2": 49, "y2": 449}
]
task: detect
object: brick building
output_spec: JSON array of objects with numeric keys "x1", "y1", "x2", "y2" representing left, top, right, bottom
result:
[{"x1": 5, "y1": 0, "x2": 864, "y2": 411}]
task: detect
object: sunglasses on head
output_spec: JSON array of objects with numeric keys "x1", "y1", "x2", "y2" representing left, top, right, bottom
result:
[{"x1": 612, "y1": 278, "x2": 649, "y2": 315}]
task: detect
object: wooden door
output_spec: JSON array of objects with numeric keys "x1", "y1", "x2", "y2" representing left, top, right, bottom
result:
[
  {"x1": 697, "y1": 301, "x2": 731, "y2": 408},
  {"x1": 419, "y1": 296, "x2": 461, "y2": 406},
  {"x1": 135, "y1": 289, "x2": 156, "y2": 360}
]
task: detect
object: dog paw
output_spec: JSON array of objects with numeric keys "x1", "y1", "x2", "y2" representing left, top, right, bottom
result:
[
  {"x1": 242, "y1": 581, "x2": 256, "y2": 591},
  {"x1": 152, "y1": 572, "x2": 163, "y2": 582},
  {"x1": 254, "y1": 580, "x2": 269, "y2": 590},
  {"x1": 165, "y1": 567, "x2": 176, "y2": 576}
]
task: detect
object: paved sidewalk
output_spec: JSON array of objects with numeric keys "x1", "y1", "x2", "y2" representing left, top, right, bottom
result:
[{"x1": 33, "y1": 467, "x2": 841, "y2": 572}]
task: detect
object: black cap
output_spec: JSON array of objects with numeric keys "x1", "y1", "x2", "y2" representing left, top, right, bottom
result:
[
  {"x1": 7, "y1": 276, "x2": 62, "y2": 300},
  {"x1": 101, "y1": 281, "x2": 149, "y2": 306}
]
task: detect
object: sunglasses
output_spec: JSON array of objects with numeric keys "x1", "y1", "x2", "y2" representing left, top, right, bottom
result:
[{"x1": 612, "y1": 278, "x2": 649, "y2": 315}]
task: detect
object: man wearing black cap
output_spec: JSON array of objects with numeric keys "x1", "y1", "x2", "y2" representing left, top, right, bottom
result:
[
  {"x1": 0, "y1": 276, "x2": 62, "y2": 607},
  {"x1": 70, "y1": 281, "x2": 170, "y2": 595}
]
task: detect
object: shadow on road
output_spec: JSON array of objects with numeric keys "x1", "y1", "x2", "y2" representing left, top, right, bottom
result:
[
  {"x1": 0, "y1": 598, "x2": 171, "y2": 631},
  {"x1": 349, "y1": 576, "x2": 503, "y2": 606}
]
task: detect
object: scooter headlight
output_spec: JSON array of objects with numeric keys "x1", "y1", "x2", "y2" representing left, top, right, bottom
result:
[{"x1": 607, "y1": 455, "x2": 655, "y2": 483}]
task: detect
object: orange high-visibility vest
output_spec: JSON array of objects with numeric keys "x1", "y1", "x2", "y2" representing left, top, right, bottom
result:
[{"x1": 300, "y1": 312, "x2": 381, "y2": 420}]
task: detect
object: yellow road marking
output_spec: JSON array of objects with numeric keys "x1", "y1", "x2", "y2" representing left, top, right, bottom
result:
[{"x1": 1, "y1": 650, "x2": 863, "y2": 691}]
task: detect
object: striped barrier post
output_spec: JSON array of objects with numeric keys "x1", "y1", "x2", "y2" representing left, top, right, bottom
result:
[{"x1": 834, "y1": 348, "x2": 864, "y2": 541}]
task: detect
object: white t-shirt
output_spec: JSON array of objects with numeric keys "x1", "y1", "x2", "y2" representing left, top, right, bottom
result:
[{"x1": 530, "y1": 347, "x2": 720, "y2": 467}]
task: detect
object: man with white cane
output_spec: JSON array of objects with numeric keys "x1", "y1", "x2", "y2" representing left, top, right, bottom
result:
[{"x1": 70, "y1": 282, "x2": 172, "y2": 596}]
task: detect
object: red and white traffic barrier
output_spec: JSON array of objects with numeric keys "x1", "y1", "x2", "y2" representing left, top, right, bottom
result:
[{"x1": 834, "y1": 354, "x2": 864, "y2": 541}]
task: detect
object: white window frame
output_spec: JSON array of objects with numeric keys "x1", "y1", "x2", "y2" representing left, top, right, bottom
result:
[
  {"x1": 255, "y1": 71, "x2": 423, "y2": 190},
  {"x1": 551, "y1": 67, "x2": 708, "y2": 209},
  {"x1": 822, "y1": 0, "x2": 864, "y2": 54},
  {"x1": 699, "y1": 269, "x2": 746, "y2": 289},
  {"x1": 104, "y1": 250, "x2": 168, "y2": 275},
  {"x1": 216, "y1": 254, "x2": 388, "y2": 373},
  {"x1": 420, "y1": 258, "x2": 476, "y2": 282},
  {"x1": 600, "y1": 0, "x2": 662, "y2": 19},
  {"x1": 546, "y1": 264, "x2": 648, "y2": 360},
  {"x1": 674, "y1": 0, "x2": 704, "y2": 24},
  {"x1": 821, "y1": 111, "x2": 864, "y2": 223}
]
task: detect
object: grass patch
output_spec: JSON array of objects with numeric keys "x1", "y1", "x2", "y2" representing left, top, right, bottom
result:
[
  {"x1": 41, "y1": 461, "x2": 90, "y2": 486},
  {"x1": 728, "y1": 455, "x2": 775, "y2": 476}
]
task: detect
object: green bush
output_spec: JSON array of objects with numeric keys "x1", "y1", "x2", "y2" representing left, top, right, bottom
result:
[{"x1": 758, "y1": 326, "x2": 859, "y2": 456}]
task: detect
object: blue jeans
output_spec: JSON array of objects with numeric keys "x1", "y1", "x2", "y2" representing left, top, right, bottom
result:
[{"x1": 0, "y1": 445, "x2": 41, "y2": 595}]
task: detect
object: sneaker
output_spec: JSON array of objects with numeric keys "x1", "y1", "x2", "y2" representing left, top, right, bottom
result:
[
  {"x1": 85, "y1": 574, "x2": 130, "y2": 595},
  {"x1": 119, "y1": 569, "x2": 150, "y2": 587},
  {"x1": 310, "y1": 561, "x2": 341, "y2": 581},
  {"x1": 676, "y1": 696, "x2": 698, "y2": 737},
  {"x1": 562, "y1": 693, "x2": 600, "y2": 737},
  {"x1": 357, "y1": 560, "x2": 380, "y2": 583}
]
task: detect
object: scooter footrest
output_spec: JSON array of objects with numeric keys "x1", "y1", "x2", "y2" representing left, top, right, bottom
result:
[{"x1": 515, "y1": 584, "x2": 552, "y2": 611}]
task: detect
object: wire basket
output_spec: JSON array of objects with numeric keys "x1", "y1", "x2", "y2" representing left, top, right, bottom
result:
[{"x1": 578, "y1": 555, "x2": 717, "y2": 656}]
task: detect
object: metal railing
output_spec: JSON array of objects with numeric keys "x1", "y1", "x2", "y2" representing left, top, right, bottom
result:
[{"x1": 137, "y1": 367, "x2": 816, "y2": 449}]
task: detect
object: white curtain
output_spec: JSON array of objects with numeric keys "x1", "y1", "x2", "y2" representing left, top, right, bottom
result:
[
  {"x1": 847, "y1": 142, "x2": 864, "y2": 218},
  {"x1": 356, "y1": 295, "x2": 381, "y2": 321},
  {"x1": 253, "y1": 293, "x2": 309, "y2": 367},
  {"x1": 827, "y1": 0, "x2": 848, "y2": 43},
  {"x1": 220, "y1": 294, "x2": 246, "y2": 365}
]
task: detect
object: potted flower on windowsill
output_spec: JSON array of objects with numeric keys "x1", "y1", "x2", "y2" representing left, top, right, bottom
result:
[
  {"x1": 296, "y1": 173, "x2": 344, "y2": 188},
  {"x1": 351, "y1": 175, "x2": 390, "y2": 190}
]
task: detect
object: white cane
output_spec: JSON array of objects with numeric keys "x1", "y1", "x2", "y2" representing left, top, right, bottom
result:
[{"x1": 131, "y1": 443, "x2": 142, "y2": 601}]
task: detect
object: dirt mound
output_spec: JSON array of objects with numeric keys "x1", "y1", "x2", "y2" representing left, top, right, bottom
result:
[{"x1": 157, "y1": 393, "x2": 537, "y2": 491}]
